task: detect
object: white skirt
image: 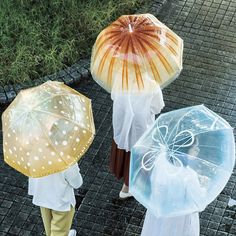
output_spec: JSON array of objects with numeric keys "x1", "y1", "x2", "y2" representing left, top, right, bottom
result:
[{"x1": 141, "y1": 210, "x2": 200, "y2": 236}]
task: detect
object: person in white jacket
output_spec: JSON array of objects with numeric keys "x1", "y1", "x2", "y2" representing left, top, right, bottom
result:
[
  {"x1": 110, "y1": 81, "x2": 165, "y2": 198},
  {"x1": 28, "y1": 163, "x2": 83, "y2": 236}
]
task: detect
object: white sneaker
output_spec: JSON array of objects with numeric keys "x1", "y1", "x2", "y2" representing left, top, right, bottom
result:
[
  {"x1": 119, "y1": 191, "x2": 132, "y2": 199},
  {"x1": 68, "y1": 229, "x2": 76, "y2": 236}
]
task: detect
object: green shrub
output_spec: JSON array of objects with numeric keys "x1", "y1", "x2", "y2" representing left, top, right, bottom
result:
[{"x1": 0, "y1": 0, "x2": 150, "y2": 86}]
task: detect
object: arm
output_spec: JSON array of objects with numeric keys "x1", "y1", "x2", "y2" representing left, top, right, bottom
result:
[
  {"x1": 150, "y1": 86, "x2": 165, "y2": 114},
  {"x1": 64, "y1": 163, "x2": 83, "y2": 189}
]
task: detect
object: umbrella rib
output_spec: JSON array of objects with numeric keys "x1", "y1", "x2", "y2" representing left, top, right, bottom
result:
[
  {"x1": 135, "y1": 34, "x2": 174, "y2": 75},
  {"x1": 107, "y1": 35, "x2": 127, "y2": 88},
  {"x1": 172, "y1": 149, "x2": 232, "y2": 171},
  {"x1": 33, "y1": 109, "x2": 81, "y2": 128},
  {"x1": 93, "y1": 32, "x2": 120, "y2": 62},
  {"x1": 122, "y1": 37, "x2": 131, "y2": 90},
  {"x1": 30, "y1": 112, "x2": 60, "y2": 151},
  {"x1": 130, "y1": 36, "x2": 144, "y2": 90},
  {"x1": 134, "y1": 36, "x2": 162, "y2": 83},
  {"x1": 30, "y1": 112, "x2": 68, "y2": 166},
  {"x1": 165, "y1": 110, "x2": 196, "y2": 143}
]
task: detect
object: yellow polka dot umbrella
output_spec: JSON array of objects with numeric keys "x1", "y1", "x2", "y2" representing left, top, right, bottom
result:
[
  {"x1": 2, "y1": 81, "x2": 95, "y2": 177},
  {"x1": 91, "y1": 13, "x2": 183, "y2": 93}
]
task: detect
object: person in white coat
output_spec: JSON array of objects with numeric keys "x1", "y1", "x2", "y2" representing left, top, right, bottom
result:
[
  {"x1": 110, "y1": 81, "x2": 165, "y2": 198},
  {"x1": 28, "y1": 163, "x2": 83, "y2": 236},
  {"x1": 141, "y1": 143, "x2": 202, "y2": 236}
]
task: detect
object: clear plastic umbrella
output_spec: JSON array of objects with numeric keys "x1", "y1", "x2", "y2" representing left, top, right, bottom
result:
[
  {"x1": 130, "y1": 105, "x2": 235, "y2": 218},
  {"x1": 2, "y1": 81, "x2": 95, "y2": 177},
  {"x1": 91, "y1": 14, "x2": 183, "y2": 93}
]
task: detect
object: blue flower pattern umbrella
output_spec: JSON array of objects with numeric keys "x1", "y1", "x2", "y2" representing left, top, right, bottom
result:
[{"x1": 130, "y1": 105, "x2": 235, "y2": 218}]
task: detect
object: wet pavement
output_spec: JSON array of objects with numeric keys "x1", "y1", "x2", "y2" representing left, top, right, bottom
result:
[{"x1": 0, "y1": 0, "x2": 236, "y2": 235}]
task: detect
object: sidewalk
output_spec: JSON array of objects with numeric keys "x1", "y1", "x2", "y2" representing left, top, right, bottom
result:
[{"x1": 1, "y1": 0, "x2": 236, "y2": 235}]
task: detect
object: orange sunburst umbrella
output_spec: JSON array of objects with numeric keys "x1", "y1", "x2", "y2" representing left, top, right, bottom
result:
[{"x1": 91, "y1": 14, "x2": 183, "y2": 93}]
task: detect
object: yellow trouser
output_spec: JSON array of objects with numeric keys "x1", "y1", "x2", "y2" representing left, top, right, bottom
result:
[{"x1": 40, "y1": 206, "x2": 75, "y2": 236}]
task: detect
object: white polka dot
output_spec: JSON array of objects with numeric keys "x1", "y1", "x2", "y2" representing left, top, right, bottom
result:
[
  {"x1": 59, "y1": 101, "x2": 62, "y2": 104},
  {"x1": 81, "y1": 123, "x2": 85, "y2": 127},
  {"x1": 73, "y1": 148, "x2": 76, "y2": 151},
  {"x1": 86, "y1": 116, "x2": 89, "y2": 119},
  {"x1": 4, "y1": 122, "x2": 7, "y2": 126},
  {"x1": 7, "y1": 133, "x2": 11, "y2": 137},
  {"x1": 74, "y1": 126, "x2": 78, "y2": 131},
  {"x1": 58, "y1": 159, "x2": 62, "y2": 162},
  {"x1": 55, "y1": 122, "x2": 58, "y2": 125},
  {"x1": 12, "y1": 129, "x2": 16, "y2": 133},
  {"x1": 81, "y1": 98, "x2": 85, "y2": 102},
  {"x1": 27, "y1": 162, "x2": 31, "y2": 166},
  {"x1": 69, "y1": 136, "x2": 73, "y2": 139},
  {"x1": 19, "y1": 147, "x2": 22, "y2": 151},
  {"x1": 6, "y1": 156, "x2": 9, "y2": 159},
  {"x1": 15, "y1": 137, "x2": 18, "y2": 141},
  {"x1": 34, "y1": 156, "x2": 39, "y2": 160},
  {"x1": 87, "y1": 124, "x2": 90, "y2": 128},
  {"x1": 21, "y1": 157, "x2": 24, "y2": 161},
  {"x1": 43, "y1": 156, "x2": 46, "y2": 159},
  {"x1": 55, "y1": 141, "x2": 58, "y2": 145},
  {"x1": 4, "y1": 142, "x2": 8, "y2": 146},
  {"x1": 38, "y1": 148, "x2": 42, "y2": 152},
  {"x1": 24, "y1": 166, "x2": 27, "y2": 169},
  {"x1": 42, "y1": 166, "x2": 45, "y2": 170},
  {"x1": 54, "y1": 106, "x2": 58, "y2": 109},
  {"x1": 33, "y1": 169, "x2": 36, "y2": 172},
  {"x1": 45, "y1": 143, "x2": 49, "y2": 146},
  {"x1": 9, "y1": 149, "x2": 13, "y2": 154},
  {"x1": 35, "y1": 137, "x2": 39, "y2": 141},
  {"x1": 62, "y1": 141, "x2": 68, "y2": 146},
  {"x1": 48, "y1": 161, "x2": 52, "y2": 165},
  {"x1": 13, "y1": 147, "x2": 17, "y2": 151},
  {"x1": 60, "y1": 111, "x2": 64, "y2": 114},
  {"x1": 65, "y1": 121, "x2": 69, "y2": 125},
  {"x1": 60, "y1": 152, "x2": 64, "y2": 156},
  {"x1": 17, "y1": 161, "x2": 21, "y2": 165},
  {"x1": 83, "y1": 130, "x2": 86, "y2": 134},
  {"x1": 82, "y1": 107, "x2": 86, "y2": 111},
  {"x1": 26, "y1": 152, "x2": 30, "y2": 156},
  {"x1": 76, "y1": 138, "x2": 80, "y2": 142},
  {"x1": 51, "y1": 152, "x2": 55, "y2": 156},
  {"x1": 62, "y1": 130, "x2": 66, "y2": 135},
  {"x1": 67, "y1": 155, "x2": 71, "y2": 159},
  {"x1": 26, "y1": 141, "x2": 29, "y2": 145},
  {"x1": 48, "y1": 132, "x2": 52, "y2": 136}
]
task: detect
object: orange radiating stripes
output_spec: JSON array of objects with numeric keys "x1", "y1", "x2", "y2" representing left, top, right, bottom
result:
[
  {"x1": 94, "y1": 33, "x2": 120, "y2": 62},
  {"x1": 91, "y1": 14, "x2": 183, "y2": 92},
  {"x1": 122, "y1": 37, "x2": 130, "y2": 90},
  {"x1": 107, "y1": 34, "x2": 127, "y2": 87},
  {"x1": 166, "y1": 32, "x2": 179, "y2": 45},
  {"x1": 135, "y1": 36, "x2": 162, "y2": 83},
  {"x1": 130, "y1": 35, "x2": 144, "y2": 90},
  {"x1": 136, "y1": 34, "x2": 174, "y2": 75}
]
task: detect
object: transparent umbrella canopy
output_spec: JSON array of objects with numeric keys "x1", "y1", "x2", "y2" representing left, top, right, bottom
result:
[
  {"x1": 2, "y1": 81, "x2": 95, "y2": 177},
  {"x1": 130, "y1": 105, "x2": 235, "y2": 218},
  {"x1": 91, "y1": 13, "x2": 183, "y2": 93}
]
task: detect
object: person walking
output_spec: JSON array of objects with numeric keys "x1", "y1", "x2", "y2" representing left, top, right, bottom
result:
[
  {"x1": 28, "y1": 163, "x2": 83, "y2": 236},
  {"x1": 110, "y1": 81, "x2": 165, "y2": 199}
]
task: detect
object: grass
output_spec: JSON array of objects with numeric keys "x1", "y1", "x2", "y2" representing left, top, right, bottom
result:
[{"x1": 0, "y1": 0, "x2": 150, "y2": 86}]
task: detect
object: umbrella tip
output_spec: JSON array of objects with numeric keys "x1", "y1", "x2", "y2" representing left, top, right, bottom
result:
[{"x1": 128, "y1": 24, "x2": 133, "y2": 33}]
